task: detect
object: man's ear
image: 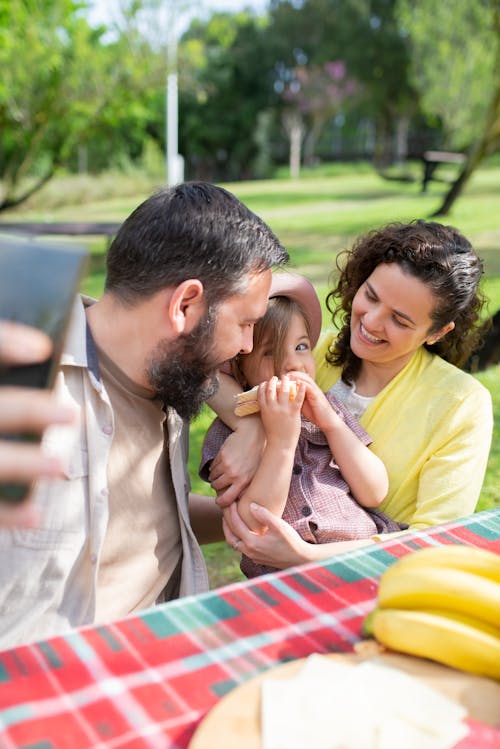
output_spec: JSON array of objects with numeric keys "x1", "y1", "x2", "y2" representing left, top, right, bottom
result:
[
  {"x1": 426, "y1": 320, "x2": 455, "y2": 346},
  {"x1": 168, "y1": 280, "x2": 205, "y2": 334}
]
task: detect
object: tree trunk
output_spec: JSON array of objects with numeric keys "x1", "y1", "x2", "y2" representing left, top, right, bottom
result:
[
  {"x1": 283, "y1": 111, "x2": 304, "y2": 179},
  {"x1": 433, "y1": 5, "x2": 500, "y2": 216},
  {"x1": 290, "y1": 123, "x2": 302, "y2": 178},
  {"x1": 0, "y1": 168, "x2": 56, "y2": 213}
]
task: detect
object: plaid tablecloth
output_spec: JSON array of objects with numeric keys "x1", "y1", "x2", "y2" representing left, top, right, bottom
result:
[{"x1": 0, "y1": 508, "x2": 499, "y2": 749}]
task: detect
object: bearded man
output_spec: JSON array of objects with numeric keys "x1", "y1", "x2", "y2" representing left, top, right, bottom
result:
[{"x1": 0, "y1": 182, "x2": 287, "y2": 648}]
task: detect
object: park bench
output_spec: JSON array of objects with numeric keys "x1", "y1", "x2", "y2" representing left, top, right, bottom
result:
[
  {"x1": 421, "y1": 150, "x2": 466, "y2": 192},
  {"x1": 0, "y1": 222, "x2": 121, "y2": 247}
]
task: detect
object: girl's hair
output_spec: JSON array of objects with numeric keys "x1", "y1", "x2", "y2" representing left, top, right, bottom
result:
[
  {"x1": 232, "y1": 296, "x2": 311, "y2": 389},
  {"x1": 326, "y1": 220, "x2": 488, "y2": 383}
]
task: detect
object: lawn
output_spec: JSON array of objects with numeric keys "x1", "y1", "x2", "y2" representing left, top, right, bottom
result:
[{"x1": 3, "y1": 162, "x2": 499, "y2": 587}]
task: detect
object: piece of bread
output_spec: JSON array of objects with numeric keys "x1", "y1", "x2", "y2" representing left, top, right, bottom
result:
[{"x1": 234, "y1": 381, "x2": 298, "y2": 417}]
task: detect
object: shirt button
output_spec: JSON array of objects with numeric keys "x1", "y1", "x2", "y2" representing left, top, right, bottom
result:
[
  {"x1": 90, "y1": 553, "x2": 97, "y2": 564},
  {"x1": 101, "y1": 487, "x2": 109, "y2": 497},
  {"x1": 102, "y1": 424, "x2": 113, "y2": 435},
  {"x1": 301, "y1": 506, "x2": 312, "y2": 517},
  {"x1": 293, "y1": 465, "x2": 302, "y2": 475}
]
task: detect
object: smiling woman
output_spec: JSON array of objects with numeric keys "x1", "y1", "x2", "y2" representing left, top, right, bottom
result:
[
  {"x1": 313, "y1": 220, "x2": 492, "y2": 527},
  {"x1": 211, "y1": 220, "x2": 494, "y2": 573}
]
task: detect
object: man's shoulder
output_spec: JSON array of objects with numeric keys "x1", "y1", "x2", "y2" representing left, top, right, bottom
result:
[{"x1": 60, "y1": 295, "x2": 95, "y2": 367}]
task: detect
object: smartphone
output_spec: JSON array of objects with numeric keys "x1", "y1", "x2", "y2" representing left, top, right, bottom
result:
[{"x1": 0, "y1": 235, "x2": 88, "y2": 502}]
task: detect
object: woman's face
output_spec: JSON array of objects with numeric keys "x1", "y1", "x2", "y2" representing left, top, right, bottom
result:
[
  {"x1": 240, "y1": 310, "x2": 316, "y2": 388},
  {"x1": 350, "y1": 263, "x2": 450, "y2": 371}
]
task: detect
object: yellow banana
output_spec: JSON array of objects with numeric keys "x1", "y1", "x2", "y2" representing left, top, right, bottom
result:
[
  {"x1": 387, "y1": 545, "x2": 500, "y2": 583},
  {"x1": 369, "y1": 607, "x2": 500, "y2": 681},
  {"x1": 377, "y1": 564, "x2": 500, "y2": 629}
]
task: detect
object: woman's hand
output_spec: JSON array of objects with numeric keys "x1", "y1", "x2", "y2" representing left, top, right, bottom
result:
[
  {"x1": 209, "y1": 415, "x2": 265, "y2": 506},
  {"x1": 223, "y1": 501, "x2": 314, "y2": 569}
]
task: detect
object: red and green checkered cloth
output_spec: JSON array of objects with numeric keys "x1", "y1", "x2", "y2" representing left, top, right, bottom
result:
[{"x1": 0, "y1": 509, "x2": 499, "y2": 749}]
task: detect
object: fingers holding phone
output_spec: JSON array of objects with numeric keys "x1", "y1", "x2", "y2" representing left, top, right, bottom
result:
[
  {"x1": 0, "y1": 238, "x2": 87, "y2": 513},
  {"x1": 0, "y1": 321, "x2": 77, "y2": 524},
  {"x1": 0, "y1": 320, "x2": 52, "y2": 367}
]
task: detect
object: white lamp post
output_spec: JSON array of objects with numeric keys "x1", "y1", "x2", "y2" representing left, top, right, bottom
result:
[{"x1": 166, "y1": 1, "x2": 184, "y2": 185}]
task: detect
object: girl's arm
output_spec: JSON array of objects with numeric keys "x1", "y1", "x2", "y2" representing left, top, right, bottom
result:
[
  {"x1": 322, "y1": 419, "x2": 388, "y2": 508},
  {"x1": 291, "y1": 371, "x2": 388, "y2": 508},
  {"x1": 237, "y1": 377, "x2": 305, "y2": 532},
  {"x1": 206, "y1": 372, "x2": 265, "y2": 504}
]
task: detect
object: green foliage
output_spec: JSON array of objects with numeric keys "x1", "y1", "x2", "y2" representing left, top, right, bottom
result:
[
  {"x1": 475, "y1": 365, "x2": 500, "y2": 511},
  {"x1": 178, "y1": 10, "x2": 277, "y2": 180},
  {"x1": 0, "y1": 0, "x2": 163, "y2": 209},
  {"x1": 397, "y1": 0, "x2": 499, "y2": 150}
]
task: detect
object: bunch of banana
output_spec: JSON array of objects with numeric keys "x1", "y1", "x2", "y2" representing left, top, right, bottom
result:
[{"x1": 363, "y1": 545, "x2": 500, "y2": 681}]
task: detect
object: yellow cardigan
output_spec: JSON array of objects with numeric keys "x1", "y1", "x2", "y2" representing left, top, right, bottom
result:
[{"x1": 314, "y1": 332, "x2": 493, "y2": 529}]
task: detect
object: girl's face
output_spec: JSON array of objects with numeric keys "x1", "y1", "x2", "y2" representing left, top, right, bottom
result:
[
  {"x1": 240, "y1": 310, "x2": 316, "y2": 388},
  {"x1": 350, "y1": 263, "x2": 453, "y2": 372}
]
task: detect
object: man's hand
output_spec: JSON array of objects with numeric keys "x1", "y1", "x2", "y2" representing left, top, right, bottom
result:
[{"x1": 0, "y1": 321, "x2": 76, "y2": 525}]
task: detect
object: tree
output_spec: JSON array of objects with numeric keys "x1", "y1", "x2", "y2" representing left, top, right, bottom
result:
[
  {"x1": 268, "y1": 0, "x2": 418, "y2": 166},
  {"x1": 0, "y1": 0, "x2": 159, "y2": 211},
  {"x1": 278, "y1": 61, "x2": 359, "y2": 176},
  {"x1": 177, "y1": 11, "x2": 276, "y2": 181},
  {"x1": 397, "y1": 0, "x2": 500, "y2": 215}
]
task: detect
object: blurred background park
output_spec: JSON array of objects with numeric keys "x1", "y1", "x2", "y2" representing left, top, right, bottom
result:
[{"x1": 1, "y1": 0, "x2": 499, "y2": 584}]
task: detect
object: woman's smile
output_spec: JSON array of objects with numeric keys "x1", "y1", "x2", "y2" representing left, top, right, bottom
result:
[{"x1": 359, "y1": 321, "x2": 385, "y2": 345}]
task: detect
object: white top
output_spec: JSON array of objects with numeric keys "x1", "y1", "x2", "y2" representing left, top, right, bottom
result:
[{"x1": 329, "y1": 378, "x2": 373, "y2": 421}]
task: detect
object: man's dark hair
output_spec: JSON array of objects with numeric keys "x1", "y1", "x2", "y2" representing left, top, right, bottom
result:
[{"x1": 105, "y1": 182, "x2": 288, "y2": 306}]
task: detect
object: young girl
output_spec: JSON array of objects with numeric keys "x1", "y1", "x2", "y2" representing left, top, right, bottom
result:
[{"x1": 200, "y1": 274, "x2": 405, "y2": 578}]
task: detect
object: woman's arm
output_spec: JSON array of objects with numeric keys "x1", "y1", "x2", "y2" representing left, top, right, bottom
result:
[{"x1": 223, "y1": 502, "x2": 375, "y2": 569}]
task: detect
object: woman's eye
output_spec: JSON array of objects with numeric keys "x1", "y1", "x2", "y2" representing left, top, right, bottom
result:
[
  {"x1": 393, "y1": 316, "x2": 409, "y2": 328},
  {"x1": 365, "y1": 290, "x2": 376, "y2": 302}
]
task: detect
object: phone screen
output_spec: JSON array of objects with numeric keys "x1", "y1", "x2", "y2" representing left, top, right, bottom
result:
[{"x1": 0, "y1": 235, "x2": 88, "y2": 502}]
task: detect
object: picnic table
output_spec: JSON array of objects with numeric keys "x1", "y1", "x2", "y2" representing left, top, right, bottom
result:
[
  {"x1": 421, "y1": 150, "x2": 467, "y2": 192},
  {"x1": 0, "y1": 507, "x2": 498, "y2": 748}
]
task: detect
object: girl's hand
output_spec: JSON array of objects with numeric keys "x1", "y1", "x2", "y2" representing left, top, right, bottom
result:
[
  {"x1": 288, "y1": 371, "x2": 341, "y2": 433},
  {"x1": 223, "y1": 501, "x2": 313, "y2": 569},
  {"x1": 257, "y1": 375, "x2": 305, "y2": 446}
]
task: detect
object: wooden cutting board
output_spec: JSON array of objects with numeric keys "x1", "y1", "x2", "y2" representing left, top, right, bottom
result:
[{"x1": 188, "y1": 648, "x2": 500, "y2": 749}]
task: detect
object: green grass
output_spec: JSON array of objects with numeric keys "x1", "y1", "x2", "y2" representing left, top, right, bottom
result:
[{"x1": 2, "y1": 163, "x2": 499, "y2": 588}]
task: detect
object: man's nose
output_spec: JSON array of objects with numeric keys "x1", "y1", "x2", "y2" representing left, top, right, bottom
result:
[{"x1": 239, "y1": 326, "x2": 254, "y2": 355}]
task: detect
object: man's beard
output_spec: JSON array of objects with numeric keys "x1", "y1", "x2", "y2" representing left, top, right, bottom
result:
[{"x1": 146, "y1": 312, "x2": 221, "y2": 420}]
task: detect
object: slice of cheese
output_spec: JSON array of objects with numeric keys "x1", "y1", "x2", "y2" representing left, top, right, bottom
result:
[{"x1": 261, "y1": 656, "x2": 468, "y2": 749}]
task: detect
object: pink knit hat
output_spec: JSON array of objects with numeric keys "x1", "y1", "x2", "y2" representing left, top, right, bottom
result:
[{"x1": 269, "y1": 272, "x2": 322, "y2": 348}]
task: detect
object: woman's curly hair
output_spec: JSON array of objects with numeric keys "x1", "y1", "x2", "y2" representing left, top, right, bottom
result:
[{"x1": 325, "y1": 220, "x2": 488, "y2": 383}]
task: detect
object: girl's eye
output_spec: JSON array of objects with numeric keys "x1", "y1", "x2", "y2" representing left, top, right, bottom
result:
[{"x1": 296, "y1": 342, "x2": 309, "y2": 352}]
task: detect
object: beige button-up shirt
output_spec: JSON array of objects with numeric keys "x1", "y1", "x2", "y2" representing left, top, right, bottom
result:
[{"x1": 0, "y1": 296, "x2": 209, "y2": 649}]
